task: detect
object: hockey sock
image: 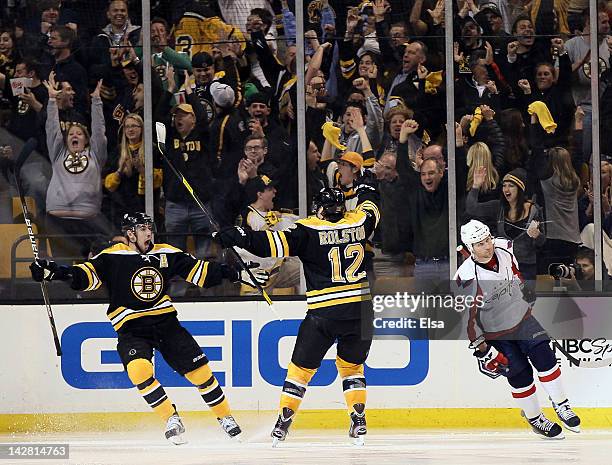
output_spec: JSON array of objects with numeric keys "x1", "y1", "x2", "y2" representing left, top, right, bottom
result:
[
  {"x1": 185, "y1": 364, "x2": 231, "y2": 418},
  {"x1": 126, "y1": 359, "x2": 175, "y2": 421},
  {"x1": 336, "y1": 356, "x2": 366, "y2": 413},
  {"x1": 280, "y1": 362, "x2": 317, "y2": 413},
  {"x1": 511, "y1": 382, "x2": 541, "y2": 419},
  {"x1": 537, "y1": 365, "x2": 566, "y2": 404},
  {"x1": 528, "y1": 341, "x2": 567, "y2": 404}
]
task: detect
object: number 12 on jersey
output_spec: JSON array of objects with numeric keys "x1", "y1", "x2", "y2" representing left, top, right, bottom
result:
[{"x1": 328, "y1": 244, "x2": 366, "y2": 283}]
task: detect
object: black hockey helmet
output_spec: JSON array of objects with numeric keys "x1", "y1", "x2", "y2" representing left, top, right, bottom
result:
[
  {"x1": 312, "y1": 188, "x2": 346, "y2": 222},
  {"x1": 121, "y1": 212, "x2": 156, "y2": 234}
]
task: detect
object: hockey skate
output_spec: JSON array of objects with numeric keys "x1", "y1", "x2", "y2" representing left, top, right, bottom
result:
[
  {"x1": 271, "y1": 407, "x2": 295, "y2": 447},
  {"x1": 348, "y1": 403, "x2": 367, "y2": 446},
  {"x1": 165, "y1": 412, "x2": 187, "y2": 445},
  {"x1": 218, "y1": 415, "x2": 242, "y2": 441},
  {"x1": 522, "y1": 411, "x2": 564, "y2": 439},
  {"x1": 552, "y1": 399, "x2": 581, "y2": 433}
]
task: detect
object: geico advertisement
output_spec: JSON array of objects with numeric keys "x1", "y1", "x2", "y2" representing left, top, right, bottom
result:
[
  {"x1": 1, "y1": 302, "x2": 429, "y2": 402},
  {"x1": 3, "y1": 302, "x2": 612, "y2": 412},
  {"x1": 60, "y1": 317, "x2": 429, "y2": 390}
]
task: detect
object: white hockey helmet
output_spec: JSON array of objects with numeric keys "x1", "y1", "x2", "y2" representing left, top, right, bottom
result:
[{"x1": 460, "y1": 220, "x2": 492, "y2": 254}]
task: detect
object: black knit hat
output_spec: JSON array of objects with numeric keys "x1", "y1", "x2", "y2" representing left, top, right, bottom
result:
[{"x1": 503, "y1": 168, "x2": 527, "y2": 191}]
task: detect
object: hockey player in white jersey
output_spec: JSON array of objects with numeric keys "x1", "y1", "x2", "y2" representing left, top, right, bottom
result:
[{"x1": 454, "y1": 220, "x2": 581, "y2": 439}]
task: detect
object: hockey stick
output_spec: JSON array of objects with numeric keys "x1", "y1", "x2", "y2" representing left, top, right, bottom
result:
[
  {"x1": 551, "y1": 338, "x2": 612, "y2": 368},
  {"x1": 12, "y1": 138, "x2": 62, "y2": 356},
  {"x1": 154, "y1": 123, "x2": 279, "y2": 319}
]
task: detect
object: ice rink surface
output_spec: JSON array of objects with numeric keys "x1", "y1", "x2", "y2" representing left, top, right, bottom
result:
[{"x1": 3, "y1": 428, "x2": 612, "y2": 465}]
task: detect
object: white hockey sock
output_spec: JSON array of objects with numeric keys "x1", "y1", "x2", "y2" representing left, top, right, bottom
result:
[
  {"x1": 511, "y1": 383, "x2": 541, "y2": 419},
  {"x1": 537, "y1": 365, "x2": 566, "y2": 404}
]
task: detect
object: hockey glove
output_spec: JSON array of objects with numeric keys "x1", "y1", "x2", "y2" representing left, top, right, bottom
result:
[
  {"x1": 213, "y1": 226, "x2": 249, "y2": 249},
  {"x1": 474, "y1": 344, "x2": 509, "y2": 379},
  {"x1": 238, "y1": 262, "x2": 270, "y2": 288},
  {"x1": 29, "y1": 259, "x2": 72, "y2": 282},
  {"x1": 521, "y1": 284, "x2": 537, "y2": 306},
  {"x1": 356, "y1": 170, "x2": 377, "y2": 189}
]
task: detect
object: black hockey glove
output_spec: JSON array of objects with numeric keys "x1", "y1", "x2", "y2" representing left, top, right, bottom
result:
[
  {"x1": 474, "y1": 344, "x2": 509, "y2": 379},
  {"x1": 213, "y1": 226, "x2": 249, "y2": 249},
  {"x1": 521, "y1": 283, "x2": 537, "y2": 306},
  {"x1": 30, "y1": 259, "x2": 72, "y2": 282}
]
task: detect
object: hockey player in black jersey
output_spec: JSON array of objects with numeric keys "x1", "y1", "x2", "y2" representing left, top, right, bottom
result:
[
  {"x1": 215, "y1": 185, "x2": 381, "y2": 447},
  {"x1": 30, "y1": 212, "x2": 268, "y2": 445}
]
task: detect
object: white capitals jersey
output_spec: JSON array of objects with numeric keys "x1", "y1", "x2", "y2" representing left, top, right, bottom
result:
[{"x1": 453, "y1": 238, "x2": 530, "y2": 343}]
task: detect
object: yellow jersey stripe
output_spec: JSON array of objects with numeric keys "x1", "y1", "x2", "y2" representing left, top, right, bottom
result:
[
  {"x1": 197, "y1": 261, "x2": 209, "y2": 287},
  {"x1": 279, "y1": 231, "x2": 290, "y2": 256},
  {"x1": 74, "y1": 263, "x2": 93, "y2": 289},
  {"x1": 108, "y1": 305, "x2": 127, "y2": 320},
  {"x1": 112, "y1": 307, "x2": 176, "y2": 331},
  {"x1": 307, "y1": 294, "x2": 372, "y2": 310},
  {"x1": 84, "y1": 262, "x2": 102, "y2": 290},
  {"x1": 108, "y1": 295, "x2": 171, "y2": 319},
  {"x1": 266, "y1": 230, "x2": 278, "y2": 257},
  {"x1": 306, "y1": 282, "x2": 369, "y2": 297},
  {"x1": 187, "y1": 260, "x2": 202, "y2": 283}
]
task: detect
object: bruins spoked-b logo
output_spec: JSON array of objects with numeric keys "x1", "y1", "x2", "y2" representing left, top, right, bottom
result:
[
  {"x1": 64, "y1": 151, "x2": 89, "y2": 173},
  {"x1": 131, "y1": 267, "x2": 163, "y2": 301}
]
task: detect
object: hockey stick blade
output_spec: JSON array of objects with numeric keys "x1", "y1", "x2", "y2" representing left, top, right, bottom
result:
[
  {"x1": 155, "y1": 121, "x2": 167, "y2": 144},
  {"x1": 154, "y1": 126, "x2": 280, "y2": 319},
  {"x1": 12, "y1": 140, "x2": 62, "y2": 357}
]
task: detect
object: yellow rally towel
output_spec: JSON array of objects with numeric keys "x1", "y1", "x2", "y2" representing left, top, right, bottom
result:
[
  {"x1": 425, "y1": 71, "x2": 443, "y2": 94},
  {"x1": 528, "y1": 101, "x2": 557, "y2": 134},
  {"x1": 469, "y1": 107, "x2": 483, "y2": 137},
  {"x1": 322, "y1": 121, "x2": 347, "y2": 151}
]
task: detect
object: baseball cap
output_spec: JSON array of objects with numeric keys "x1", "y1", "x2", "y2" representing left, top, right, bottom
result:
[
  {"x1": 339, "y1": 151, "x2": 364, "y2": 170},
  {"x1": 480, "y1": 3, "x2": 502, "y2": 17},
  {"x1": 172, "y1": 103, "x2": 194, "y2": 115},
  {"x1": 245, "y1": 175, "x2": 276, "y2": 204},
  {"x1": 210, "y1": 81, "x2": 235, "y2": 108},
  {"x1": 191, "y1": 52, "x2": 214, "y2": 68}
]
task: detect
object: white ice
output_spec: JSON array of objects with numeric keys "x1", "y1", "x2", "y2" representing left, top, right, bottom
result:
[{"x1": 3, "y1": 427, "x2": 612, "y2": 465}]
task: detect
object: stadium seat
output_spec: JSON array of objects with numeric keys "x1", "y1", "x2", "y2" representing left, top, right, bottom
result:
[
  {"x1": 12, "y1": 196, "x2": 36, "y2": 223},
  {"x1": 0, "y1": 224, "x2": 39, "y2": 278}
]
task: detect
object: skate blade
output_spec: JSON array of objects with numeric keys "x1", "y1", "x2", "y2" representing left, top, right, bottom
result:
[
  {"x1": 534, "y1": 431, "x2": 565, "y2": 440},
  {"x1": 230, "y1": 431, "x2": 243, "y2": 443},
  {"x1": 562, "y1": 424, "x2": 581, "y2": 433},
  {"x1": 272, "y1": 437, "x2": 282, "y2": 448},
  {"x1": 351, "y1": 435, "x2": 365, "y2": 446},
  {"x1": 168, "y1": 434, "x2": 188, "y2": 445}
]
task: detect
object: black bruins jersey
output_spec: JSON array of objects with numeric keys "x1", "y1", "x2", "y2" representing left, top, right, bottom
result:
[
  {"x1": 70, "y1": 243, "x2": 227, "y2": 332},
  {"x1": 241, "y1": 189, "x2": 380, "y2": 319}
]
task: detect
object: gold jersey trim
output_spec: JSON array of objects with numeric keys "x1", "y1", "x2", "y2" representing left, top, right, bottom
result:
[
  {"x1": 186, "y1": 260, "x2": 209, "y2": 287},
  {"x1": 307, "y1": 294, "x2": 372, "y2": 310},
  {"x1": 265, "y1": 230, "x2": 290, "y2": 257},
  {"x1": 74, "y1": 262, "x2": 102, "y2": 291},
  {"x1": 296, "y1": 211, "x2": 367, "y2": 231},
  {"x1": 306, "y1": 282, "x2": 371, "y2": 310},
  {"x1": 108, "y1": 295, "x2": 175, "y2": 331}
]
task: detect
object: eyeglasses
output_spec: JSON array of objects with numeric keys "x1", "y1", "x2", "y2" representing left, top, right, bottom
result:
[{"x1": 245, "y1": 145, "x2": 264, "y2": 152}]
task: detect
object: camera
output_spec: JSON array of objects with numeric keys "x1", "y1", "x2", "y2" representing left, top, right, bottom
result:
[{"x1": 549, "y1": 263, "x2": 583, "y2": 280}]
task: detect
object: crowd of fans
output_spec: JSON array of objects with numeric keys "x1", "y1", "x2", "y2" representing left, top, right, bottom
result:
[{"x1": 1, "y1": 0, "x2": 612, "y2": 296}]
